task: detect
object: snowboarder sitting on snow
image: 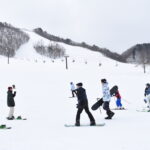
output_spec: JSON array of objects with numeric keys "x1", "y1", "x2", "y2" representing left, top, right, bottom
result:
[
  {"x1": 75, "y1": 83, "x2": 96, "y2": 126},
  {"x1": 101, "y1": 79, "x2": 115, "y2": 119},
  {"x1": 113, "y1": 89, "x2": 124, "y2": 109},
  {"x1": 7, "y1": 87, "x2": 16, "y2": 120},
  {"x1": 70, "y1": 82, "x2": 76, "y2": 97},
  {"x1": 144, "y1": 83, "x2": 150, "y2": 111}
]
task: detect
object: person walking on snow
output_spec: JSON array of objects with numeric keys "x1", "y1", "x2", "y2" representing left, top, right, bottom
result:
[
  {"x1": 7, "y1": 87, "x2": 16, "y2": 120},
  {"x1": 101, "y1": 79, "x2": 115, "y2": 119},
  {"x1": 75, "y1": 83, "x2": 96, "y2": 126},
  {"x1": 114, "y1": 89, "x2": 124, "y2": 109},
  {"x1": 70, "y1": 82, "x2": 76, "y2": 97},
  {"x1": 144, "y1": 83, "x2": 150, "y2": 111}
]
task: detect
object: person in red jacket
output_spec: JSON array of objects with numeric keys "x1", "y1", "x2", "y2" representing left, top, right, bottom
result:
[{"x1": 114, "y1": 90, "x2": 124, "y2": 109}]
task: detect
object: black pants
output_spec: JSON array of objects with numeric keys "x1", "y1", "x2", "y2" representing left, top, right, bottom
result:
[
  {"x1": 72, "y1": 90, "x2": 76, "y2": 97},
  {"x1": 76, "y1": 105, "x2": 95, "y2": 123},
  {"x1": 103, "y1": 101, "x2": 113, "y2": 116}
]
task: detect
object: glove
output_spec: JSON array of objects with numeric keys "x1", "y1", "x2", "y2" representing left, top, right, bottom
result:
[{"x1": 144, "y1": 99, "x2": 147, "y2": 103}]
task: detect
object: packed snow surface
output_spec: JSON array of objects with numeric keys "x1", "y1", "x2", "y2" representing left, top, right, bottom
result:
[{"x1": 0, "y1": 31, "x2": 150, "y2": 150}]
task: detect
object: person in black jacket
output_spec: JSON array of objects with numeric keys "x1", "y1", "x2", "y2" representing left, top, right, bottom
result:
[
  {"x1": 75, "y1": 83, "x2": 95, "y2": 126},
  {"x1": 7, "y1": 87, "x2": 16, "y2": 120}
]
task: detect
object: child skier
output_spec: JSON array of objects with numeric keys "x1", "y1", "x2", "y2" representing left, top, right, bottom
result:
[
  {"x1": 7, "y1": 87, "x2": 16, "y2": 120},
  {"x1": 144, "y1": 83, "x2": 150, "y2": 111},
  {"x1": 75, "y1": 83, "x2": 96, "y2": 126},
  {"x1": 101, "y1": 79, "x2": 115, "y2": 119},
  {"x1": 70, "y1": 82, "x2": 76, "y2": 97},
  {"x1": 114, "y1": 90, "x2": 124, "y2": 109}
]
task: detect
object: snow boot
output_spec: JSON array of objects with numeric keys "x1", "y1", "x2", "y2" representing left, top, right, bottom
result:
[
  {"x1": 90, "y1": 121, "x2": 96, "y2": 126},
  {"x1": 75, "y1": 120, "x2": 80, "y2": 126},
  {"x1": 7, "y1": 116, "x2": 15, "y2": 120}
]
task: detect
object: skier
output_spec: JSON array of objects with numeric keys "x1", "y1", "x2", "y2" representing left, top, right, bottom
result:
[
  {"x1": 70, "y1": 82, "x2": 76, "y2": 97},
  {"x1": 144, "y1": 83, "x2": 150, "y2": 111},
  {"x1": 101, "y1": 79, "x2": 115, "y2": 119},
  {"x1": 113, "y1": 89, "x2": 124, "y2": 109},
  {"x1": 7, "y1": 87, "x2": 16, "y2": 120},
  {"x1": 75, "y1": 83, "x2": 96, "y2": 126}
]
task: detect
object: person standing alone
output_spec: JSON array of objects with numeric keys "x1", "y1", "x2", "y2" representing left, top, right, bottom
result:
[{"x1": 7, "y1": 87, "x2": 16, "y2": 120}]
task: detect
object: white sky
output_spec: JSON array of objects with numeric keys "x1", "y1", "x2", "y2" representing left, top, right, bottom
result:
[{"x1": 0, "y1": 0, "x2": 150, "y2": 53}]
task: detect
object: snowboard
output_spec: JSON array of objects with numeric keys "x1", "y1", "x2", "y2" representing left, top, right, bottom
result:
[
  {"x1": 64, "y1": 123, "x2": 105, "y2": 127},
  {"x1": 0, "y1": 124, "x2": 11, "y2": 129},
  {"x1": 7, "y1": 116, "x2": 27, "y2": 120},
  {"x1": 91, "y1": 85, "x2": 118, "y2": 110},
  {"x1": 136, "y1": 109, "x2": 150, "y2": 112},
  {"x1": 111, "y1": 107, "x2": 126, "y2": 110}
]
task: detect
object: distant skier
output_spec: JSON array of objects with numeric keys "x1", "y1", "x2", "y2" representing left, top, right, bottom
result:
[
  {"x1": 7, "y1": 87, "x2": 16, "y2": 120},
  {"x1": 75, "y1": 83, "x2": 96, "y2": 126},
  {"x1": 144, "y1": 83, "x2": 150, "y2": 111},
  {"x1": 113, "y1": 89, "x2": 124, "y2": 109},
  {"x1": 70, "y1": 82, "x2": 76, "y2": 97},
  {"x1": 101, "y1": 79, "x2": 115, "y2": 119}
]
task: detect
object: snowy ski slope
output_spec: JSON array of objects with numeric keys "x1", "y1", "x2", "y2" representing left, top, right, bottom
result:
[{"x1": 0, "y1": 31, "x2": 150, "y2": 150}]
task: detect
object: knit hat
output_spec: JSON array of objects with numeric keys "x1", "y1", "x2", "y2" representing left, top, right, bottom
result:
[
  {"x1": 101, "y1": 79, "x2": 107, "y2": 83},
  {"x1": 76, "y1": 83, "x2": 83, "y2": 87},
  {"x1": 8, "y1": 87, "x2": 12, "y2": 90}
]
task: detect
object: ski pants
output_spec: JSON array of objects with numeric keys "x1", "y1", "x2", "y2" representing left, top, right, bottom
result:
[
  {"x1": 72, "y1": 90, "x2": 76, "y2": 97},
  {"x1": 103, "y1": 101, "x2": 113, "y2": 116},
  {"x1": 146, "y1": 95, "x2": 150, "y2": 109},
  {"x1": 8, "y1": 107, "x2": 14, "y2": 118},
  {"x1": 76, "y1": 105, "x2": 95, "y2": 123},
  {"x1": 116, "y1": 98, "x2": 122, "y2": 107}
]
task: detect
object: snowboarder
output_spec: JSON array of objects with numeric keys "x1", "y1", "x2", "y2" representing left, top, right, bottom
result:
[
  {"x1": 7, "y1": 87, "x2": 16, "y2": 120},
  {"x1": 101, "y1": 79, "x2": 115, "y2": 119},
  {"x1": 113, "y1": 89, "x2": 124, "y2": 109},
  {"x1": 144, "y1": 83, "x2": 150, "y2": 111},
  {"x1": 70, "y1": 82, "x2": 76, "y2": 97},
  {"x1": 75, "y1": 83, "x2": 96, "y2": 126}
]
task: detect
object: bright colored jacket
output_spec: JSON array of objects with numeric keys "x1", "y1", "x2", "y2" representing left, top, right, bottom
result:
[
  {"x1": 102, "y1": 83, "x2": 111, "y2": 102},
  {"x1": 115, "y1": 91, "x2": 121, "y2": 99}
]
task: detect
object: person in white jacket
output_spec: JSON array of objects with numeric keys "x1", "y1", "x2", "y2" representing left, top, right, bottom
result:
[
  {"x1": 70, "y1": 82, "x2": 76, "y2": 97},
  {"x1": 101, "y1": 79, "x2": 115, "y2": 119}
]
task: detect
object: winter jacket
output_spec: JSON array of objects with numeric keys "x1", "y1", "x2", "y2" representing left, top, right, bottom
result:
[
  {"x1": 145, "y1": 87, "x2": 150, "y2": 96},
  {"x1": 7, "y1": 90, "x2": 16, "y2": 107},
  {"x1": 70, "y1": 84, "x2": 75, "y2": 91},
  {"x1": 115, "y1": 91, "x2": 121, "y2": 99},
  {"x1": 102, "y1": 83, "x2": 111, "y2": 102},
  {"x1": 75, "y1": 87, "x2": 88, "y2": 107}
]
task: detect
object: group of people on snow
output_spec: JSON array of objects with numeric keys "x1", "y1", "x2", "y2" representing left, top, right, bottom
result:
[
  {"x1": 70, "y1": 79, "x2": 118, "y2": 126},
  {"x1": 70, "y1": 79, "x2": 150, "y2": 126}
]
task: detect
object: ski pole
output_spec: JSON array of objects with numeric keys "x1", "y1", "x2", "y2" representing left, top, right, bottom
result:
[{"x1": 122, "y1": 98, "x2": 131, "y2": 104}]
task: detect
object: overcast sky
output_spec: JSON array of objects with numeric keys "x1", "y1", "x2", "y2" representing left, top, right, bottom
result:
[{"x1": 0, "y1": 0, "x2": 150, "y2": 53}]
